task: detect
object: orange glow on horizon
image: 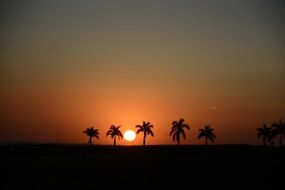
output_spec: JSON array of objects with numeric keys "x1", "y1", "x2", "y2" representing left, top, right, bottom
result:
[{"x1": 1, "y1": 1, "x2": 285, "y2": 145}]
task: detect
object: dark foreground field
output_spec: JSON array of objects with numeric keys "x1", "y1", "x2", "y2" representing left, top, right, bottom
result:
[{"x1": 0, "y1": 144, "x2": 284, "y2": 190}]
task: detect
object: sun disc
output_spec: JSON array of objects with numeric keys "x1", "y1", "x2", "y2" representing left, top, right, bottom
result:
[{"x1": 124, "y1": 130, "x2": 136, "y2": 141}]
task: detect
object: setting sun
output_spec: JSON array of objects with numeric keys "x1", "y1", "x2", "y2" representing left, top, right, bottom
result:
[{"x1": 123, "y1": 130, "x2": 136, "y2": 141}]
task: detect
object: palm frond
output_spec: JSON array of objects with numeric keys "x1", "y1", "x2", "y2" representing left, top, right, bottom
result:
[
  {"x1": 136, "y1": 125, "x2": 143, "y2": 129},
  {"x1": 170, "y1": 128, "x2": 176, "y2": 136},
  {"x1": 172, "y1": 132, "x2": 177, "y2": 142},
  {"x1": 148, "y1": 130, "x2": 154, "y2": 137},
  {"x1": 106, "y1": 130, "x2": 112, "y2": 137},
  {"x1": 118, "y1": 131, "x2": 123, "y2": 138},
  {"x1": 209, "y1": 136, "x2": 215, "y2": 142},
  {"x1": 205, "y1": 124, "x2": 211, "y2": 128},
  {"x1": 94, "y1": 134, "x2": 99, "y2": 139},
  {"x1": 172, "y1": 121, "x2": 178, "y2": 126},
  {"x1": 176, "y1": 132, "x2": 180, "y2": 141},
  {"x1": 180, "y1": 129, "x2": 186, "y2": 139},
  {"x1": 197, "y1": 132, "x2": 204, "y2": 139},
  {"x1": 257, "y1": 131, "x2": 263, "y2": 138},
  {"x1": 179, "y1": 118, "x2": 185, "y2": 124},
  {"x1": 182, "y1": 124, "x2": 190, "y2": 130},
  {"x1": 136, "y1": 128, "x2": 144, "y2": 134},
  {"x1": 171, "y1": 125, "x2": 178, "y2": 130}
]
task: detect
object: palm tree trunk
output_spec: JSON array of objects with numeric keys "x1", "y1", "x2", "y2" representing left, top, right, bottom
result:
[
  {"x1": 263, "y1": 136, "x2": 266, "y2": 146},
  {"x1": 89, "y1": 136, "x2": 92, "y2": 146},
  {"x1": 143, "y1": 132, "x2": 146, "y2": 146},
  {"x1": 177, "y1": 134, "x2": 180, "y2": 146},
  {"x1": 205, "y1": 137, "x2": 208, "y2": 145},
  {"x1": 114, "y1": 136, "x2": 116, "y2": 146}
]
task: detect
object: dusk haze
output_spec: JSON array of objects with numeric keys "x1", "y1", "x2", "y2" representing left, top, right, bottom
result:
[
  {"x1": 1, "y1": 1, "x2": 285, "y2": 189},
  {"x1": 1, "y1": 0, "x2": 284, "y2": 146}
]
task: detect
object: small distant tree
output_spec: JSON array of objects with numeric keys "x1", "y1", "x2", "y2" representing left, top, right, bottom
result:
[
  {"x1": 257, "y1": 124, "x2": 272, "y2": 146},
  {"x1": 83, "y1": 127, "x2": 99, "y2": 146},
  {"x1": 106, "y1": 125, "x2": 123, "y2": 146},
  {"x1": 272, "y1": 120, "x2": 285, "y2": 147},
  {"x1": 170, "y1": 118, "x2": 190, "y2": 145},
  {"x1": 198, "y1": 124, "x2": 216, "y2": 145},
  {"x1": 136, "y1": 121, "x2": 154, "y2": 146}
]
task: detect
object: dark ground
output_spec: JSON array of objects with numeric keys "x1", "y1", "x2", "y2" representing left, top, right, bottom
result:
[{"x1": 0, "y1": 144, "x2": 284, "y2": 190}]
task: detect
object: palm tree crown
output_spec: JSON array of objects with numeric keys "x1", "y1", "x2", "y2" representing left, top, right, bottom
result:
[
  {"x1": 83, "y1": 127, "x2": 99, "y2": 146},
  {"x1": 272, "y1": 120, "x2": 285, "y2": 146},
  {"x1": 106, "y1": 125, "x2": 123, "y2": 146},
  {"x1": 170, "y1": 118, "x2": 190, "y2": 145},
  {"x1": 198, "y1": 124, "x2": 216, "y2": 145},
  {"x1": 136, "y1": 121, "x2": 154, "y2": 146},
  {"x1": 257, "y1": 124, "x2": 273, "y2": 146}
]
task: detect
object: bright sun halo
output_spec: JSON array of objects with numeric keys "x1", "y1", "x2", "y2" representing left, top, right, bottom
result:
[{"x1": 124, "y1": 130, "x2": 136, "y2": 141}]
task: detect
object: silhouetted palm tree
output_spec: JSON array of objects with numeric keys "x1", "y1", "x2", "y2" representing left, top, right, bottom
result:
[
  {"x1": 170, "y1": 118, "x2": 190, "y2": 145},
  {"x1": 136, "y1": 121, "x2": 154, "y2": 146},
  {"x1": 83, "y1": 127, "x2": 99, "y2": 146},
  {"x1": 106, "y1": 125, "x2": 123, "y2": 146},
  {"x1": 257, "y1": 124, "x2": 272, "y2": 146},
  {"x1": 272, "y1": 120, "x2": 285, "y2": 146},
  {"x1": 198, "y1": 124, "x2": 216, "y2": 145}
]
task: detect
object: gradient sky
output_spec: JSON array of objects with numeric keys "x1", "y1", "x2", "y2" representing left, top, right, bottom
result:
[{"x1": 1, "y1": 0, "x2": 285, "y2": 145}]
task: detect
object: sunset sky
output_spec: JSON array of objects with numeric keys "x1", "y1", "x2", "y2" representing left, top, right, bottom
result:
[{"x1": 1, "y1": 0, "x2": 284, "y2": 145}]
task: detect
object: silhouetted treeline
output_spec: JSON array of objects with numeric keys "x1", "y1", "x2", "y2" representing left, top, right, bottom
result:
[
  {"x1": 257, "y1": 120, "x2": 285, "y2": 146},
  {"x1": 83, "y1": 118, "x2": 217, "y2": 146},
  {"x1": 82, "y1": 119, "x2": 285, "y2": 146}
]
